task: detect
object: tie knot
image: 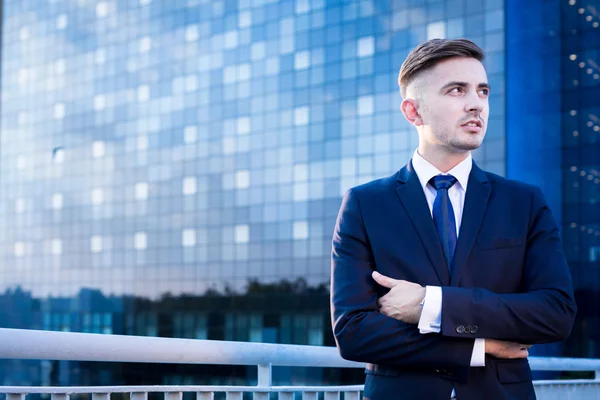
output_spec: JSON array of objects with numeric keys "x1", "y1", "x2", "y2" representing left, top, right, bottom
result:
[{"x1": 429, "y1": 175, "x2": 457, "y2": 191}]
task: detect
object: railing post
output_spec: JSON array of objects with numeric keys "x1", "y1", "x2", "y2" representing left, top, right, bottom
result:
[
  {"x1": 595, "y1": 370, "x2": 600, "y2": 381},
  {"x1": 255, "y1": 363, "x2": 272, "y2": 400},
  {"x1": 257, "y1": 363, "x2": 272, "y2": 387},
  {"x1": 7, "y1": 394, "x2": 26, "y2": 400}
]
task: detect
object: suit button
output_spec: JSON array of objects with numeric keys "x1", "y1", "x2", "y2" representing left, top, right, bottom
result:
[
  {"x1": 464, "y1": 325, "x2": 472, "y2": 334},
  {"x1": 471, "y1": 325, "x2": 479, "y2": 334},
  {"x1": 456, "y1": 325, "x2": 465, "y2": 334}
]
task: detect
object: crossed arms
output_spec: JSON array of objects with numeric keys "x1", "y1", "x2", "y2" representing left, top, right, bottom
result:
[{"x1": 330, "y1": 187, "x2": 577, "y2": 368}]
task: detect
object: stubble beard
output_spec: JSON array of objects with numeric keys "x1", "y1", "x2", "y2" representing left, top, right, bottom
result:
[{"x1": 435, "y1": 129, "x2": 484, "y2": 153}]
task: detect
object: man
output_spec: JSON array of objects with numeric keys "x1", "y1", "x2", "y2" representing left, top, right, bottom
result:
[{"x1": 330, "y1": 38, "x2": 577, "y2": 400}]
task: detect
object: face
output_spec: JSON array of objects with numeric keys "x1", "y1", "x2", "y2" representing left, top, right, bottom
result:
[{"x1": 402, "y1": 57, "x2": 490, "y2": 153}]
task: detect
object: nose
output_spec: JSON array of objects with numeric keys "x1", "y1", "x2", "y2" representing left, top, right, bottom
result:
[{"x1": 464, "y1": 91, "x2": 485, "y2": 114}]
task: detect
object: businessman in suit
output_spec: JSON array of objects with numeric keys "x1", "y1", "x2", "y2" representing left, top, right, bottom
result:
[{"x1": 330, "y1": 38, "x2": 577, "y2": 399}]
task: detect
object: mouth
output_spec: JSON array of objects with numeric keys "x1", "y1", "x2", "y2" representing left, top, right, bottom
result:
[
  {"x1": 460, "y1": 119, "x2": 483, "y2": 133},
  {"x1": 461, "y1": 120, "x2": 482, "y2": 128}
]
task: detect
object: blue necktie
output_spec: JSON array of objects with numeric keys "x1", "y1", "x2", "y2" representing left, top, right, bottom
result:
[{"x1": 429, "y1": 175, "x2": 458, "y2": 272}]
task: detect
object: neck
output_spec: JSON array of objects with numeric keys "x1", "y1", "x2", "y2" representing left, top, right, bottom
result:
[{"x1": 417, "y1": 144, "x2": 470, "y2": 173}]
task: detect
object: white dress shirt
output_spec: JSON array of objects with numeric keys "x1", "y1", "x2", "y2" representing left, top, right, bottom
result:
[{"x1": 411, "y1": 149, "x2": 486, "y2": 368}]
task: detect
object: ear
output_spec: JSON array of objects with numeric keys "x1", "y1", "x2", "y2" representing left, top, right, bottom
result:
[{"x1": 400, "y1": 98, "x2": 423, "y2": 127}]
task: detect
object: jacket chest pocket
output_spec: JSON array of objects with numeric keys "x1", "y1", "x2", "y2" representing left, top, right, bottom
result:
[{"x1": 477, "y1": 236, "x2": 523, "y2": 251}]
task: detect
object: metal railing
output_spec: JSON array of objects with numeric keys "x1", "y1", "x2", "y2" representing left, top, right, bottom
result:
[{"x1": 0, "y1": 328, "x2": 599, "y2": 399}]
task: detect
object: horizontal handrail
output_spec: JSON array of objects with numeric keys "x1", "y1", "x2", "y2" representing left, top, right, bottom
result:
[
  {"x1": 0, "y1": 328, "x2": 362, "y2": 368},
  {"x1": 0, "y1": 385, "x2": 365, "y2": 394},
  {"x1": 1, "y1": 328, "x2": 599, "y2": 373}
]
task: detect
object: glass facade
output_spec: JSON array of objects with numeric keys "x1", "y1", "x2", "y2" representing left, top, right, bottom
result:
[{"x1": 1, "y1": 0, "x2": 595, "y2": 387}]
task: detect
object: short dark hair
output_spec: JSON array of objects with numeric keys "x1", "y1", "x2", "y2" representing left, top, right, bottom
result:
[{"x1": 398, "y1": 38, "x2": 485, "y2": 98}]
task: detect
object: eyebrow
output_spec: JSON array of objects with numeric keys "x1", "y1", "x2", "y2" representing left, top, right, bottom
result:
[{"x1": 440, "y1": 81, "x2": 491, "y2": 92}]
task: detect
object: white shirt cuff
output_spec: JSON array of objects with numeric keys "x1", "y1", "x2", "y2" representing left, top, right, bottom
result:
[
  {"x1": 418, "y1": 286, "x2": 442, "y2": 334},
  {"x1": 470, "y1": 338, "x2": 486, "y2": 367}
]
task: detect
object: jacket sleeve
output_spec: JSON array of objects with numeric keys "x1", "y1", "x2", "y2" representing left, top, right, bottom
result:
[
  {"x1": 440, "y1": 186, "x2": 577, "y2": 344},
  {"x1": 331, "y1": 188, "x2": 476, "y2": 368}
]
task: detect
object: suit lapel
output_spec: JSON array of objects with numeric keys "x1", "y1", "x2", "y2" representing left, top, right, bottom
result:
[
  {"x1": 451, "y1": 163, "x2": 491, "y2": 286},
  {"x1": 395, "y1": 162, "x2": 450, "y2": 286}
]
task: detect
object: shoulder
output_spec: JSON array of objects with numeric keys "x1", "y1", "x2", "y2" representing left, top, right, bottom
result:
[
  {"x1": 481, "y1": 170, "x2": 544, "y2": 201},
  {"x1": 346, "y1": 172, "x2": 399, "y2": 199}
]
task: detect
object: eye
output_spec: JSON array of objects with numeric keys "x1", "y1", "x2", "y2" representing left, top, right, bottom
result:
[
  {"x1": 479, "y1": 88, "x2": 490, "y2": 96},
  {"x1": 448, "y1": 87, "x2": 463, "y2": 94}
]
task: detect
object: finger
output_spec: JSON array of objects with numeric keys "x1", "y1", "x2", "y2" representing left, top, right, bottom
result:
[
  {"x1": 522, "y1": 344, "x2": 532, "y2": 349},
  {"x1": 372, "y1": 271, "x2": 399, "y2": 288}
]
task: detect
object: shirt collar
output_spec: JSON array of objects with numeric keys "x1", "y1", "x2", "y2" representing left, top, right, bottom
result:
[{"x1": 411, "y1": 149, "x2": 472, "y2": 192}]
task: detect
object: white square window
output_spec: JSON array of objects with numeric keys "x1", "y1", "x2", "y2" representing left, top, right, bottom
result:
[
  {"x1": 251, "y1": 42, "x2": 265, "y2": 61},
  {"x1": 293, "y1": 183, "x2": 309, "y2": 202},
  {"x1": 294, "y1": 164, "x2": 308, "y2": 182},
  {"x1": 357, "y1": 96, "x2": 374, "y2": 116},
  {"x1": 52, "y1": 193, "x2": 63, "y2": 210},
  {"x1": 140, "y1": 36, "x2": 151, "y2": 53},
  {"x1": 15, "y1": 198, "x2": 25, "y2": 214},
  {"x1": 96, "y1": 2, "x2": 108, "y2": 17},
  {"x1": 265, "y1": 57, "x2": 280, "y2": 75},
  {"x1": 17, "y1": 156, "x2": 27, "y2": 170},
  {"x1": 238, "y1": 64, "x2": 251, "y2": 81},
  {"x1": 17, "y1": 112, "x2": 28, "y2": 126},
  {"x1": 293, "y1": 221, "x2": 309, "y2": 240},
  {"x1": 357, "y1": 36, "x2": 374, "y2": 57},
  {"x1": 223, "y1": 137, "x2": 236, "y2": 155},
  {"x1": 91, "y1": 236, "x2": 103, "y2": 253},
  {"x1": 17, "y1": 68, "x2": 28, "y2": 84},
  {"x1": 235, "y1": 225, "x2": 249, "y2": 243},
  {"x1": 135, "y1": 182, "x2": 148, "y2": 200},
  {"x1": 185, "y1": 75, "x2": 197, "y2": 92},
  {"x1": 137, "y1": 85, "x2": 150, "y2": 102},
  {"x1": 294, "y1": 107, "x2": 310, "y2": 126},
  {"x1": 427, "y1": 21, "x2": 446, "y2": 40},
  {"x1": 294, "y1": 51, "x2": 310, "y2": 70},
  {"x1": 55, "y1": 59, "x2": 66, "y2": 74},
  {"x1": 95, "y1": 49, "x2": 106, "y2": 65},
  {"x1": 239, "y1": 11, "x2": 252, "y2": 28},
  {"x1": 186, "y1": 25, "x2": 198, "y2": 42},
  {"x1": 14, "y1": 242, "x2": 25, "y2": 257},
  {"x1": 224, "y1": 31, "x2": 239, "y2": 49},
  {"x1": 91, "y1": 188, "x2": 104, "y2": 205},
  {"x1": 56, "y1": 14, "x2": 68, "y2": 30},
  {"x1": 19, "y1": 27, "x2": 29, "y2": 41},
  {"x1": 296, "y1": 0, "x2": 310, "y2": 14},
  {"x1": 183, "y1": 177, "x2": 197, "y2": 195},
  {"x1": 280, "y1": 37, "x2": 295, "y2": 54},
  {"x1": 137, "y1": 136, "x2": 149, "y2": 151},
  {"x1": 51, "y1": 239, "x2": 62, "y2": 255},
  {"x1": 94, "y1": 95, "x2": 106, "y2": 111},
  {"x1": 237, "y1": 117, "x2": 250, "y2": 135},
  {"x1": 184, "y1": 125, "x2": 198, "y2": 143},
  {"x1": 235, "y1": 170, "x2": 250, "y2": 189},
  {"x1": 223, "y1": 66, "x2": 236, "y2": 84},
  {"x1": 54, "y1": 103, "x2": 65, "y2": 119},
  {"x1": 134, "y1": 232, "x2": 147, "y2": 250},
  {"x1": 93, "y1": 141, "x2": 105, "y2": 158},
  {"x1": 182, "y1": 229, "x2": 196, "y2": 247}
]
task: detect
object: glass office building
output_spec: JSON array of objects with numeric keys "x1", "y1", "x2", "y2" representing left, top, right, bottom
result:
[{"x1": 0, "y1": 0, "x2": 597, "y2": 386}]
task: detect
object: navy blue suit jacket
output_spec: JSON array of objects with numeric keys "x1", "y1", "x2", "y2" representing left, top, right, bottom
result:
[{"x1": 330, "y1": 161, "x2": 577, "y2": 400}]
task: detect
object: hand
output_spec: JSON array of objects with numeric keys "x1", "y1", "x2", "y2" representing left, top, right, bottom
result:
[
  {"x1": 372, "y1": 271, "x2": 426, "y2": 325},
  {"x1": 485, "y1": 339, "x2": 532, "y2": 359}
]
